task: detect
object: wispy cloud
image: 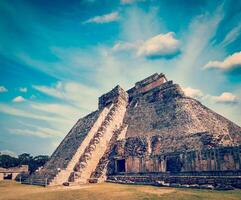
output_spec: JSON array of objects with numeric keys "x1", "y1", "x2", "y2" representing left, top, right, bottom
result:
[
  {"x1": 33, "y1": 81, "x2": 100, "y2": 111},
  {"x1": 120, "y1": 0, "x2": 145, "y2": 4},
  {"x1": 220, "y1": 23, "x2": 241, "y2": 47},
  {"x1": 176, "y1": 5, "x2": 224, "y2": 78},
  {"x1": 1, "y1": 81, "x2": 102, "y2": 139},
  {"x1": 0, "y1": 103, "x2": 70, "y2": 124},
  {"x1": 0, "y1": 101, "x2": 77, "y2": 139},
  {"x1": 0, "y1": 86, "x2": 8, "y2": 93},
  {"x1": 12, "y1": 96, "x2": 26, "y2": 103},
  {"x1": 203, "y1": 51, "x2": 241, "y2": 72},
  {"x1": 8, "y1": 127, "x2": 61, "y2": 138},
  {"x1": 83, "y1": 11, "x2": 119, "y2": 24},
  {"x1": 113, "y1": 41, "x2": 138, "y2": 51},
  {"x1": 30, "y1": 103, "x2": 81, "y2": 119},
  {"x1": 19, "y1": 87, "x2": 28, "y2": 93}
]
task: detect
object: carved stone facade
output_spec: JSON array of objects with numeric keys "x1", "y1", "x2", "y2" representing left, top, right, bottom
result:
[{"x1": 24, "y1": 73, "x2": 241, "y2": 188}]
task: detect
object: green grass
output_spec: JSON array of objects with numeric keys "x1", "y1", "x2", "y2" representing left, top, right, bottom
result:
[{"x1": 0, "y1": 180, "x2": 241, "y2": 200}]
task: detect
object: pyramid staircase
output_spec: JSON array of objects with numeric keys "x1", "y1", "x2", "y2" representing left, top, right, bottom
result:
[
  {"x1": 69, "y1": 98, "x2": 127, "y2": 184},
  {"x1": 88, "y1": 124, "x2": 127, "y2": 183}
]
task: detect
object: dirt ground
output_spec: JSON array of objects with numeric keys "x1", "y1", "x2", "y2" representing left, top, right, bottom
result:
[{"x1": 1, "y1": 180, "x2": 241, "y2": 200}]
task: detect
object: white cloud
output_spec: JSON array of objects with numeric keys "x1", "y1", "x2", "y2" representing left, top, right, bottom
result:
[
  {"x1": 83, "y1": 11, "x2": 119, "y2": 24},
  {"x1": 19, "y1": 87, "x2": 28, "y2": 92},
  {"x1": 211, "y1": 92, "x2": 238, "y2": 104},
  {"x1": 0, "y1": 86, "x2": 8, "y2": 93},
  {"x1": 12, "y1": 96, "x2": 26, "y2": 103},
  {"x1": 183, "y1": 87, "x2": 204, "y2": 99},
  {"x1": 113, "y1": 32, "x2": 180, "y2": 58},
  {"x1": 203, "y1": 51, "x2": 241, "y2": 71},
  {"x1": 137, "y1": 32, "x2": 180, "y2": 57},
  {"x1": 183, "y1": 87, "x2": 238, "y2": 105}
]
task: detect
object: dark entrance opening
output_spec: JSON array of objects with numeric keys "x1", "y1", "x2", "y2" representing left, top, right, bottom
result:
[
  {"x1": 116, "y1": 159, "x2": 125, "y2": 173},
  {"x1": 166, "y1": 156, "x2": 182, "y2": 173},
  {"x1": 4, "y1": 173, "x2": 13, "y2": 180}
]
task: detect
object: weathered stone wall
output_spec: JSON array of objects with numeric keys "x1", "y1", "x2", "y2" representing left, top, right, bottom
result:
[
  {"x1": 0, "y1": 165, "x2": 28, "y2": 181},
  {"x1": 123, "y1": 79, "x2": 241, "y2": 152},
  {"x1": 111, "y1": 138, "x2": 241, "y2": 174},
  {"x1": 179, "y1": 145, "x2": 241, "y2": 171},
  {"x1": 127, "y1": 73, "x2": 167, "y2": 98},
  {"x1": 0, "y1": 165, "x2": 28, "y2": 173}
]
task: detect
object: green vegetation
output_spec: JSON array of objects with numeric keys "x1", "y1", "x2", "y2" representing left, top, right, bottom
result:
[
  {"x1": 1, "y1": 181, "x2": 241, "y2": 200},
  {"x1": 0, "y1": 153, "x2": 49, "y2": 173}
]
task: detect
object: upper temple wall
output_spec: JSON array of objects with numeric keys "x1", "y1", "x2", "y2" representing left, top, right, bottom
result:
[
  {"x1": 127, "y1": 73, "x2": 167, "y2": 98},
  {"x1": 98, "y1": 73, "x2": 168, "y2": 109}
]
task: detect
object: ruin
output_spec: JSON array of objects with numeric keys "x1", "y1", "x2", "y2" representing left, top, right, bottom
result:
[
  {"x1": 0, "y1": 165, "x2": 28, "y2": 181},
  {"x1": 23, "y1": 73, "x2": 241, "y2": 188}
]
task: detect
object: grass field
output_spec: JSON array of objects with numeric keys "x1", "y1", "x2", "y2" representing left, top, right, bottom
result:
[{"x1": 0, "y1": 181, "x2": 241, "y2": 200}]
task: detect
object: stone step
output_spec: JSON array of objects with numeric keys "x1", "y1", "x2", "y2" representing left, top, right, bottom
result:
[
  {"x1": 69, "y1": 100, "x2": 127, "y2": 184},
  {"x1": 88, "y1": 178, "x2": 98, "y2": 183},
  {"x1": 90, "y1": 124, "x2": 127, "y2": 180}
]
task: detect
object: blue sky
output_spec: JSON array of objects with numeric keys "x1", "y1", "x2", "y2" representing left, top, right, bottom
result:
[{"x1": 0, "y1": 0, "x2": 241, "y2": 156}]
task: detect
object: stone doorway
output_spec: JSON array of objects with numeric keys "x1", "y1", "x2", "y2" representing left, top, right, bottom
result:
[
  {"x1": 4, "y1": 173, "x2": 13, "y2": 180},
  {"x1": 116, "y1": 159, "x2": 126, "y2": 173},
  {"x1": 166, "y1": 156, "x2": 182, "y2": 173}
]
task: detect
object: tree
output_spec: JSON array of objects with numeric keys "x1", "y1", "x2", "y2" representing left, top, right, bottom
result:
[
  {"x1": 0, "y1": 153, "x2": 49, "y2": 173},
  {"x1": 31, "y1": 155, "x2": 49, "y2": 173},
  {"x1": 34, "y1": 155, "x2": 49, "y2": 166},
  {"x1": 18, "y1": 153, "x2": 33, "y2": 165},
  {"x1": 0, "y1": 155, "x2": 19, "y2": 168}
]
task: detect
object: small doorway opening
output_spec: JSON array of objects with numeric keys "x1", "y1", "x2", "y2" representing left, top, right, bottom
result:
[
  {"x1": 166, "y1": 156, "x2": 182, "y2": 173},
  {"x1": 4, "y1": 173, "x2": 13, "y2": 180},
  {"x1": 116, "y1": 159, "x2": 125, "y2": 173}
]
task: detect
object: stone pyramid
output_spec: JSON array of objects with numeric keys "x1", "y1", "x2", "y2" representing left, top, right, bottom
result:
[{"x1": 24, "y1": 73, "x2": 241, "y2": 187}]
